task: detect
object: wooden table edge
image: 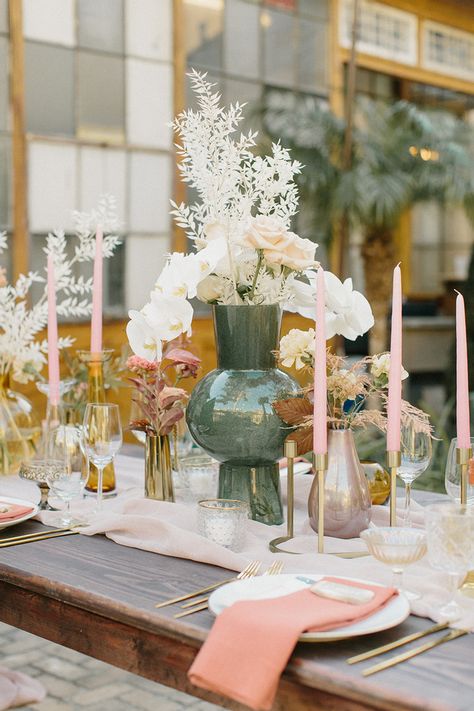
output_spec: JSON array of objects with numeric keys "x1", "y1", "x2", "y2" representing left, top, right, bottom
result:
[{"x1": 0, "y1": 558, "x2": 451, "y2": 711}]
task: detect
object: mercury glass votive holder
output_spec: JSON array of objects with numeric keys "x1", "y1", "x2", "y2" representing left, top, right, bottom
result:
[
  {"x1": 197, "y1": 498, "x2": 249, "y2": 551},
  {"x1": 180, "y1": 454, "x2": 219, "y2": 501}
]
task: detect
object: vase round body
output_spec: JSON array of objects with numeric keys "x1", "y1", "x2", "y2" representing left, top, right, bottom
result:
[
  {"x1": 186, "y1": 304, "x2": 299, "y2": 525},
  {"x1": 0, "y1": 372, "x2": 41, "y2": 475},
  {"x1": 308, "y1": 428, "x2": 371, "y2": 538}
]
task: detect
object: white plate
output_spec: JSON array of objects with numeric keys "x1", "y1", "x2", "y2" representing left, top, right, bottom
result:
[
  {"x1": 209, "y1": 573, "x2": 410, "y2": 642},
  {"x1": 0, "y1": 496, "x2": 39, "y2": 531},
  {"x1": 280, "y1": 462, "x2": 312, "y2": 477}
]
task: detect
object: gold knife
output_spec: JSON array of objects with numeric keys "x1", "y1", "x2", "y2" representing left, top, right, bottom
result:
[
  {"x1": 0, "y1": 527, "x2": 72, "y2": 543},
  {"x1": 362, "y1": 629, "x2": 468, "y2": 676},
  {"x1": 0, "y1": 530, "x2": 79, "y2": 547},
  {"x1": 347, "y1": 622, "x2": 451, "y2": 664}
]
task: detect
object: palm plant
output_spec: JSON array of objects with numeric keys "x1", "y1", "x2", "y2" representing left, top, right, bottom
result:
[{"x1": 261, "y1": 92, "x2": 474, "y2": 353}]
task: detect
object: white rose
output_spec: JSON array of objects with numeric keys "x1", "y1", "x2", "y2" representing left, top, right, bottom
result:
[
  {"x1": 196, "y1": 274, "x2": 225, "y2": 302},
  {"x1": 279, "y1": 328, "x2": 315, "y2": 370},
  {"x1": 371, "y1": 353, "x2": 409, "y2": 381},
  {"x1": 240, "y1": 215, "x2": 317, "y2": 272}
]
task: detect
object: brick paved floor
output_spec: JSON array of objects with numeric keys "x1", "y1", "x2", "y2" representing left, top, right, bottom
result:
[{"x1": 0, "y1": 623, "x2": 219, "y2": 711}]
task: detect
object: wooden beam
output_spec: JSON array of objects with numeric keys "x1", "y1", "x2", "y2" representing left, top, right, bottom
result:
[
  {"x1": 338, "y1": 49, "x2": 474, "y2": 96},
  {"x1": 172, "y1": 0, "x2": 187, "y2": 253},
  {"x1": 8, "y1": 0, "x2": 28, "y2": 279}
]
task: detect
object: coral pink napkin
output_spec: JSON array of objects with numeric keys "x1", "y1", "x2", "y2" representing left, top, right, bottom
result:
[
  {"x1": 0, "y1": 667, "x2": 45, "y2": 710},
  {"x1": 0, "y1": 503, "x2": 34, "y2": 521},
  {"x1": 189, "y1": 577, "x2": 396, "y2": 711}
]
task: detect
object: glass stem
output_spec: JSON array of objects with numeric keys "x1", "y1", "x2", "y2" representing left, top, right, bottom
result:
[
  {"x1": 447, "y1": 571, "x2": 460, "y2": 605},
  {"x1": 405, "y1": 482, "x2": 412, "y2": 526},
  {"x1": 392, "y1": 567, "x2": 404, "y2": 592},
  {"x1": 97, "y1": 464, "x2": 104, "y2": 511}
]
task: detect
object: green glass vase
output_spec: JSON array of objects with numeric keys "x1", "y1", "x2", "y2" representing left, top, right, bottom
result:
[{"x1": 186, "y1": 304, "x2": 299, "y2": 525}]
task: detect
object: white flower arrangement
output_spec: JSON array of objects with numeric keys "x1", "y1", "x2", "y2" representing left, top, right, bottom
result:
[
  {"x1": 127, "y1": 72, "x2": 374, "y2": 361},
  {"x1": 0, "y1": 195, "x2": 120, "y2": 384}
]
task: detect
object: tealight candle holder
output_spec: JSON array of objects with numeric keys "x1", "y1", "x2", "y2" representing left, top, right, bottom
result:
[
  {"x1": 77, "y1": 349, "x2": 116, "y2": 496},
  {"x1": 197, "y1": 498, "x2": 248, "y2": 552},
  {"x1": 387, "y1": 450, "x2": 401, "y2": 526}
]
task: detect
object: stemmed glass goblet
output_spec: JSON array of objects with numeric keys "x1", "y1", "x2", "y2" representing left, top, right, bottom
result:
[
  {"x1": 399, "y1": 423, "x2": 432, "y2": 526},
  {"x1": 360, "y1": 527, "x2": 426, "y2": 600},
  {"x1": 425, "y1": 503, "x2": 474, "y2": 621},
  {"x1": 47, "y1": 424, "x2": 87, "y2": 527},
  {"x1": 82, "y1": 404, "x2": 122, "y2": 512},
  {"x1": 445, "y1": 436, "x2": 474, "y2": 505}
]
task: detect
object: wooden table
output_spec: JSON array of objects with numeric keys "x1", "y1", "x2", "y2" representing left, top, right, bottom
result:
[{"x1": 0, "y1": 521, "x2": 473, "y2": 711}]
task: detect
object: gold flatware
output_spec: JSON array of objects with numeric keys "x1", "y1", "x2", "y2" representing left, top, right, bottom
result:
[
  {"x1": 0, "y1": 527, "x2": 72, "y2": 544},
  {"x1": 0, "y1": 530, "x2": 79, "y2": 548},
  {"x1": 347, "y1": 622, "x2": 450, "y2": 664},
  {"x1": 362, "y1": 629, "x2": 468, "y2": 676},
  {"x1": 175, "y1": 560, "x2": 283, "y2": 619},
  {"x1": 460, "y1": 570, "x2": 474, "y2": 596},
  {"x1": 179, "y1": 560, "x2": 262, "y2": 609},
  {"x1": 156, "y1": 560, "x2": 262, "y2": 610}
]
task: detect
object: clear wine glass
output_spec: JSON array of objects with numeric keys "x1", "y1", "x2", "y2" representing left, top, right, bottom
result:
[
  {"x1": 47, "y1": 424, "x2": 87, "y2": 527},
  {"x1": 425, "y1": 503, "x2": 474, "y2": 621},
  {"x1": 82, "y1": 404, "x2": 122, "y2": 512},
  {"x1": 399, "y1": 423, "x2": 432, "y2": 526},
  {"x1": 445, "y1": 436, "x2": 474, "y2": 505}
]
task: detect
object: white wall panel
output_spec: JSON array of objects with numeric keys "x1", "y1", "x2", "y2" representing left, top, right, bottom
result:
[{"x1": 29, "y1": 141, "x2": 77, "y2": 232}]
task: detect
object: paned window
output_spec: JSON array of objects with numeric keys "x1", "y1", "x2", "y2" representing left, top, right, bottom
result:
[
  {"x1": 340, "y1": 0, "x2": 417, "y2": 66},
  {"x1": 423, "y1": 21, "x2": 474, "y2": 82}
]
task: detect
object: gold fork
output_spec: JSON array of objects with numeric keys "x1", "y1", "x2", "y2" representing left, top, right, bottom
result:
[
  {"x1": 174, "y1": 560, "x2": 282, "y2": 619},
  {"x1": 155, "y1": 560, "x2": 261, "y2": 609}
]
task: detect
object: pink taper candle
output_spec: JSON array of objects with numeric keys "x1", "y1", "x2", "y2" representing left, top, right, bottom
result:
[
  {"x1": 456, "y1": 291, "x2": 471, "y2": 449},
  {"x1": 47, "y1": 255, "x2": 60, "y2": 407},
  {"x1": 387, "y1": 264, "x2": 402, "y2": 452},
  {"x1": 313, "y1": 267, "x2": 327, "y2": 455},
  {"x1": 90, "y1": 226, "x2": 103, "y2": 354}
]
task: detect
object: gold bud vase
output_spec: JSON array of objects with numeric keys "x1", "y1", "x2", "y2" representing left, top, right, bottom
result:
[
  {"x1": 145, "y1": 433, "x2": 174, "y2": 502},
  {"x1": 78, "y1": 350, "x2": 116, "y2": 495}
]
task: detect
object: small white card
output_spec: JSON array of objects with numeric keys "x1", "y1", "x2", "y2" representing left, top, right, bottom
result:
[{"x1": 309, "y1": 580, "x2": 375, "y2": 605}]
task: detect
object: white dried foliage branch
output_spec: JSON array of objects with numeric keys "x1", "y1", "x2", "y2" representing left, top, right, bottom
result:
[
  {"x1": 170, "y1": 70, "x2": 302, "y2": 242},
  {"x1": 0, "y1": 195, "x2": 121, "y2": 383}
]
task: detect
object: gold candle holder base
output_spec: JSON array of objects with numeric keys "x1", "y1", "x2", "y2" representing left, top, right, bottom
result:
[
  {"x1": 456, "y1": 447, "x2": 473, "y2": 505},
  {"x1": 313, "y1": 452, "x2": 328, "y2": 554},
  {"x1": 78, "y1": 349, "x2": 116, "y2": 496},
  {"x1": 269, "y1": 440, "x2": 298, "y2": 554},
  {"x1": 387, "y1": 450, "x2": 401, "y2": 526}
]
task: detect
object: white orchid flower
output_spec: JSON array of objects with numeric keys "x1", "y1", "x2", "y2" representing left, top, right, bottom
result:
[
  {"x1": 155, "y1": 239, "x2": 228, "y2": 299},
  {"x1": 284, "y1": 270, "x2": 374, "y2": 341},
  {"x1": 323, "y1": 272, "x2": 374, "y2": 340},
  {"x1": 126, "y1": 309, "x2": 163, "y2": 361},
  {"x1": 127, "y1": 294, "x2": 194, "y2": 361}
]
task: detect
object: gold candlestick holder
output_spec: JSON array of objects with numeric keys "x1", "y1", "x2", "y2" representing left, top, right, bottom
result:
[
  {"x1": 269, "y1": 440, "x2": 298, "y2": 553},
  {"x1": 78, "y1": 349, "x2": 116, "y2": 496},
  {"x1": 457, "y1": 447, "x2": 473, "y2": 505},
  {"x1": 387, "y1": 450, "x2": 401, "y2": 526},
  {"x1": 313, "y1": 452, "x2": 328, "y2": 554}
]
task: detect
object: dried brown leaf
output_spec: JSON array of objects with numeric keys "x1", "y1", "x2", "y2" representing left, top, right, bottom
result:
[{"x1": 273, "y1": 397, "x2": 313, "y2": 426}]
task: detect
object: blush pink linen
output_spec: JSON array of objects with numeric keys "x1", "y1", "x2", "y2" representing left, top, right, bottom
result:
[
  {"x1": 188, "y1": 577, "x2": 396, "y2": 711},
  {"x1": 0, "y1": 504, "x2": 34, "y2": 521},
  {"x1": 0, "y1": 667, "x2": 45, "y2": 710}
]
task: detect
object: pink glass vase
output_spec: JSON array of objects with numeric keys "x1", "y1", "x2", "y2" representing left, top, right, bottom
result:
[{"x1": 308, "y1": 428, "x2": 371, "y2": 539}]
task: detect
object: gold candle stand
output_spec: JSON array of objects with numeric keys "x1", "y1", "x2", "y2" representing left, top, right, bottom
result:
[
  {"x1": 457, "y1": 447, "x2": 473, "y2": 505},
  {"x1": 313, "y1": 452, "x2": 328, "y2": 554},
  {"x1": 78, "y1": 350, "x2": 116, "y2": 495},
  {"x1": 387, "y1": 450, "x2": 401, "y2": 526},
  {"x1": 269, "y1": 440, "x2": 298, "y2": 553}
]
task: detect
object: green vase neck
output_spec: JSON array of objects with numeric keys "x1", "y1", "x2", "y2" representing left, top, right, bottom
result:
[{"x1": 213, "y1": 304, "x2": 282, "y2": 370}]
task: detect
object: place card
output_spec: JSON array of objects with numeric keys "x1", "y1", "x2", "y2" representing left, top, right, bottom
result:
[{"x1": 309, "y1": 580, "x2": 375, "y2": 605}]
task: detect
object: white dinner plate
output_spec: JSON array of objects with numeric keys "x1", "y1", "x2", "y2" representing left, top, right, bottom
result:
[
  {"x1": 280, "y1": 462, "x2": 312, "y2": 477},
  {"x1": 0, "y1": 496, "x2": 39, "y2": 531},
  {"x1": 209, "y1": 573, "x2": 410, "y2": 642}
]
